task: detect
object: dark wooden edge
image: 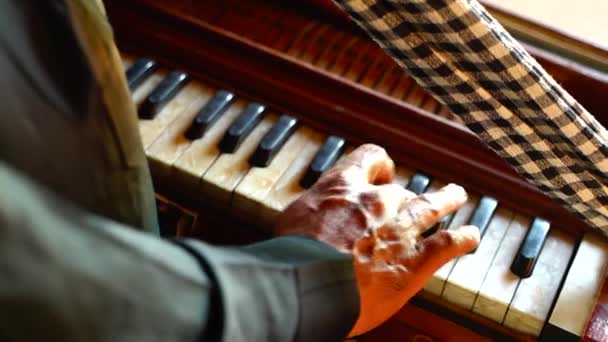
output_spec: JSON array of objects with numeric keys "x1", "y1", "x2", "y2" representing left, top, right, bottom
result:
[
  {"x1": 410, "y1": 292, "x2": 536, "y2": 341},
  {"x1": 360, "y1": 302, "x2": 494, "y2": 342},
  {"x1": 104, "y1": 0, "x2": 588, "y2": 237}
]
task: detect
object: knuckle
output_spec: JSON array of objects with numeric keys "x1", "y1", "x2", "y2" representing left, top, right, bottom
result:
[
  {"x1": 376, "y1": 224, "x2": 400, "y2": 241},
  {"x1": 354, "y1": 235, "x2": 375, "y2": 260},
  {"x1": 357, "y1": 143, "x2": 386, "y2": 155},
  {"x1": 358, "y1": 191, "x2": 385, "y2": 217}
]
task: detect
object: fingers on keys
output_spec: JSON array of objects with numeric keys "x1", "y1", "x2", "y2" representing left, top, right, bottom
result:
[
  {"x1": 416, "y1": 226, "x2": 481, "y2": 273},
  {"x1": 398, "y1": 183, "x2": 468, "y2": 233},
  {"x1": 371, "y1": 183, "x2": 416, "y2": 220}
]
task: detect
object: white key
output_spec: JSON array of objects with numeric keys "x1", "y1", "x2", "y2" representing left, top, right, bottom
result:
[
  {"x1": 140, "y1": 82, "x2": 211, "y2": 149},
  {"x1": 145, "y1": 83, "x2": 215, "y2": 182},
  {"x1": 260, "y1": 132, "x2": 325, "y2": 227},
  {"x1": 472, "y1": 214, "x2": 529, "y2": 323},
  {"x1": 442, "y1": 207, "x2": 514, "y2": 309},
  {"x1": 547, "y1": 233, "x2": 608, "y2": 338},
  {"x1": 201, "y1": 114, "x2": 277, "y2": 207},
  {"x1": 424, "y1": 194, "x2": 479, "y2": 295},
  {"x1": 503, "y1": 229, "x2": 576, "y2": 335},
  {"x1": 232, "y1": 126, "x2": 313, "y2": 225},
  {"x1": 393, "y1": 167, "x2": 414, "y2": 188},
  {"x1": 131, "y1": 71, "x2": 164, "y2": 105},
  {"x1": 172, "y1": 100, "x2": 246, "y2": 201}
]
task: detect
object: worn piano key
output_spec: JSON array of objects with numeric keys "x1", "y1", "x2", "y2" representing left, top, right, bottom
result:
[
  {"x1": 424, "y1": 194, "x2": 479, "y2": 296},
  {"x1": 139, "y1": 82, "x2": 210, "y2": 149},
  {"x1": 472, "y1": 214, "x2": 530, "y2": 323},
  {"x1": 393, "y1": 167, "x2": 414, "y2": 187},
  {"x1": 233, "y1": 127, "x2": 313, "y2": 223},
  {"x1": 442, "y1": 207, "x2": 515, "y2": 309},
  {"x1": 145, "y1": 83, "x2": 216, "y2": 181},
  {"x1": 126, "y1": 58, "x2": 158, "y2": 90},
  {"x1": 503, "y1": 229, "x2": 575, "y2": 336},
  {"x1": 470, "y1": 197, "x2": 499, "y2": 238},
  {"x1": 131, "y1": 70, "x2": 165, "y2": 105},
  {"x1": 185, "y1": 90, "x2": 235, "y2": 140},
  {"x1": 543, "y1": 233, "x2": 608, "y2": 341},
  {"x1": 261, "y1": 133, "x2": 325, "y2": 226},
  {"x1": 202, "y1": 114, "x2": 277, "y2": 207},
  {"x1": 139, "y1": 71, "x2": 189, "y2": 119},
  {"x1": 300, "y1": 135, "x2": 345, "y2": 188},
  {"x1": 172, "y1": 101, "x2": 246, "y2": 202},
  {"x1": 219, "y1": 103, "x2": 266, "y2": 153},
  {"x1": 511, "y1": 217, "x2": 551, "y2": 278},
  {"x1": 250, "y1": 115, "x2": 298, "y2": 167},
  {"x1": 406, "y1": 173, "x2": 431, "y2": 194}
]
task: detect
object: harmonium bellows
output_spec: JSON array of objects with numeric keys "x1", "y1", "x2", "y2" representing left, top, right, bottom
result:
[{"x1": 106, "y1": 0, "x2": 608, "y2": 341}]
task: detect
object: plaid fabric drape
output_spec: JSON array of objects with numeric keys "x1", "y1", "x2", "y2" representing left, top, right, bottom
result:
[{"x1": 332, "y1": 0, "x2": 608, "y2": 233}]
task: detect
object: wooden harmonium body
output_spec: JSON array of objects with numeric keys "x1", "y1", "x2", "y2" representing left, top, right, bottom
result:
[{"x1": 105, "y1": 0, "x2": 608, "y2": 340}]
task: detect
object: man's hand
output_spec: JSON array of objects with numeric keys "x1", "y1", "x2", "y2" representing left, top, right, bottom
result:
[{"x1": 275, "y1": 144, "x2": 480, "y2": 336}]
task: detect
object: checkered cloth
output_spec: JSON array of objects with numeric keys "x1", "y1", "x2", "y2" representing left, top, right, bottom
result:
[{"x1": 333, "y1": 0, "x2": 608, "y2": 233}]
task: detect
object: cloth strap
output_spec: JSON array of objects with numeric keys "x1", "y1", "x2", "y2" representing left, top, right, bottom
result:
[
  {"x1": 171, "y1": 239, "x2": 224, "y2": 342},
  {"x1": 333, "y1": 0, "x2": 608, "y2": 233}
]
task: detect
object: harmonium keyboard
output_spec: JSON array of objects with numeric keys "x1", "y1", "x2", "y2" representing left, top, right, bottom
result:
[{"x1": 105, "y1": 0, "x2": 608, "y2": 340}]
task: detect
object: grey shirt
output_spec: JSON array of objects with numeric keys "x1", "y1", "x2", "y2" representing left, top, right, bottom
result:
[{"x1": 0, "y1": 1, "x2": 359, "y2": 341}]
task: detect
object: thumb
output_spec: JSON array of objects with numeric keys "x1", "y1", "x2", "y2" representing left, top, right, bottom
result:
[{"x1": 414, "y1": 225, "x2": 480, "y2": 276}]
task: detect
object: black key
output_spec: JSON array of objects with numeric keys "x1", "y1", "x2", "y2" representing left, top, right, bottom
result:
[
  {"x1": 406, "y1": 173, "x2": 431, "y2": 195},
  {"x1": 468, "y1": 196, "x2": 498, "y2": 253},
  {"x1": 185, "y1": 90, "x2": 235, "y2": 140},
  {"x1": 139, "y1": 71, "x2": 189, "y2": 119},
  {"x1": 511, "y1": 217, "x2": 550, "y2": 278},
  {"x1": 407, "y1": 173, "x2": 433, "y2": 237},
  {"x1": 250, "y1": 115, "x2": 298, "y2": 167},
  {"x1": 470, "y1": 196, "x2": 498, "y2": 237},
  {"x1": 437, "y1": 213, "x2": 454, "y2": 229},
  {"x1": 126, "y1": 58, "x2": 158, "y2": 90},
  {"x1": 219, "y1": 103, "x2": 265, "y2": 153},
  {"x1": 300, "y1": 136, "x2": 346, "y2": 188}
]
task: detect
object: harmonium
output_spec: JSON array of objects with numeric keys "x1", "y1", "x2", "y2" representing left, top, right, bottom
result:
[{"x1": 104, "y1": 0, "x2": 608, "y2": 340}]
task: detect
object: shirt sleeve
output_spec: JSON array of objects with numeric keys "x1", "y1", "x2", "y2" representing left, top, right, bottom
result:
[
  {"x1": 0, "y1": 161, "x2": 359, "y2": 342},
  {"x1": 332, "y1": 0, "x2": 608, "y2": 233}
]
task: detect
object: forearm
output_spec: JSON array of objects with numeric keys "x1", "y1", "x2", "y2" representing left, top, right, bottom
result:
[{"x1": 0, "y1": 162, "x2": 358, "y2": 342}]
